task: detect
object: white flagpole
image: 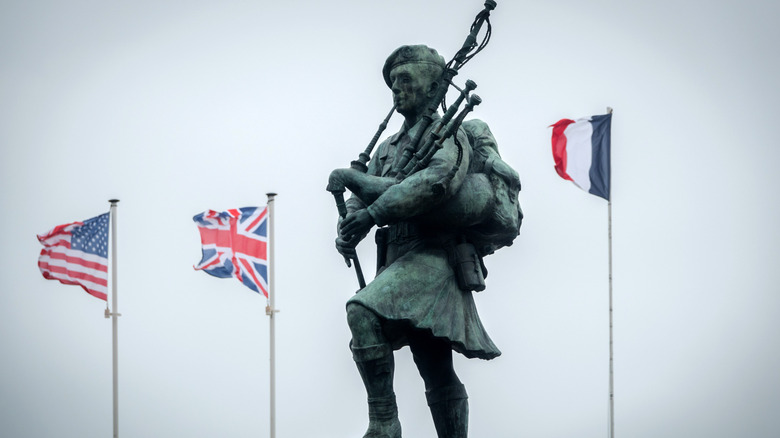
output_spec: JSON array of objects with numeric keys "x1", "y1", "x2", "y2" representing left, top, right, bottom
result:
[
  {"x1": 608, "y1": 198, "x2": 614, "y2": 438},
  {"x1": 606, "y1": 107, "x2": 614, "y2": 438},
  {"x1": 264, "y1": 193, "x2": 279, "y2": 438},
  {"x1": 107, "y1": 199, "x2": 121, "y2": 438}
]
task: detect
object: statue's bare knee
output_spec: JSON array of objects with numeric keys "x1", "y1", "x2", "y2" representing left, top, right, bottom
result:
[{"x1": 347, "y1": 303, "x2": 386, "y2": 348}]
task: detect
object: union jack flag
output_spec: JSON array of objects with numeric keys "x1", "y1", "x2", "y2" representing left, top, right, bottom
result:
[
  {"x1": 37, "y1": 212, "x2": 110, "y2": 301},
  {"x1": 193, "y1": 206, "x2": 269, "y2": 297}
]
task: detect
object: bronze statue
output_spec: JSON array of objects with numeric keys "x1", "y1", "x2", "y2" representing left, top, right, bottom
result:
[{"x1": 327, "y1": 3, "x2": 521, "y2": 437}]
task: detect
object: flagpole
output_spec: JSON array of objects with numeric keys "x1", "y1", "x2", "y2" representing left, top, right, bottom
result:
[
  {"x1": 265, "y1": 193, "x2": 278, "y2": 438},
  {"x1": 608, "y1": 198, "x2": 614, "y2": 438},
  {"x1": 606, "y1": 107, "x2": 614, "y2": 438},
  {"x1": 107, "y1": 199, "x2": 120, "y2": 438}
]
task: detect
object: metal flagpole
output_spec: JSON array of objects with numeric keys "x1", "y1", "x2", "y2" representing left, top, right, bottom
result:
[
  {"x1": 608, "y1": 198, "x2": 614, "y2": 438},
  {"x1": 606, "y1": 107, "x2": 614, "y2": 438},
  {"x1": 264, "y1": 193, "x2": 279, "y2": 438},
  {"x1": 106, "y1": 199, "x2": 121, "y2": 438}
]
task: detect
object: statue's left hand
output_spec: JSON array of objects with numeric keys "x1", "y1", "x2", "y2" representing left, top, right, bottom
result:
[{"x1": 339, "y1": 209, "x2": 375, "y2": 242}]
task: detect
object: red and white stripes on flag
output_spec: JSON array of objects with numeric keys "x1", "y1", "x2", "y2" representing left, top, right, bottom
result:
[
  {"x1": 37, "y1": 213, "x2": 110, "y2": 301},
  {"x1": 550, "y1": 113, "x2": 612, "y2": 200}
]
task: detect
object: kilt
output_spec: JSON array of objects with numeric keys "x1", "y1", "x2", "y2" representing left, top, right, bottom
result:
[{"x1": 347, "y1": 232, "x2": 500, "y2": 360}]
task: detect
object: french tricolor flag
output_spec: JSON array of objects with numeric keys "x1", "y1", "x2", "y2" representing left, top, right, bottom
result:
[{"x1": 550, "y1": 113, "x2": 612, "y2": 200}]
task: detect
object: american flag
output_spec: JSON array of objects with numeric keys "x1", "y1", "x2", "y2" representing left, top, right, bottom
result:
[
  {"x1": 37, "y1": 212, "x2": 110, "y2": 301},
  {"x1": 193, "y1": 206, "x2": 269, "y2": 297}
]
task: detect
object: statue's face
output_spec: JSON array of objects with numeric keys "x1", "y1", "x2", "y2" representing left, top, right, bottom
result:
[{"x1": 389, "y1": 64, "x2": 437, "y2": 119}]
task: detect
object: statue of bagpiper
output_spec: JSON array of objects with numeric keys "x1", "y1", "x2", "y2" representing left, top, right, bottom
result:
[{"x1": 327, "y1": 2, "x2": 522, "y2": 436}]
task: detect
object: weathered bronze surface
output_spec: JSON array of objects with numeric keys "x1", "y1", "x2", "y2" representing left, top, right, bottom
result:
[{"x1": 327, "y1": 3, "x2": 521, "y2": 437}]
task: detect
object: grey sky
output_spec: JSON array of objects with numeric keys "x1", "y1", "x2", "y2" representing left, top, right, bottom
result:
[{"x1": 1, "y1": 0, "x2": 779, "y2": 437}]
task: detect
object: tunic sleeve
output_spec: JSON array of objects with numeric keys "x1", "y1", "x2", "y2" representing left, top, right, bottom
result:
[{"x1": 367, "y1": 128, "x2": 470, "y2": 226}]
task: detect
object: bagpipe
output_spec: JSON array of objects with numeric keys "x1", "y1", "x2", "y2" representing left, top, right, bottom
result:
[{"x1": 327, "y1": 1, "x2": 501, "y2": 288}]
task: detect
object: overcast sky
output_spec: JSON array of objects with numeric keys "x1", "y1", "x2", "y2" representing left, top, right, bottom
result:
[{"x1": 2, "y1": 0, "x2": 779, "y2": 437}]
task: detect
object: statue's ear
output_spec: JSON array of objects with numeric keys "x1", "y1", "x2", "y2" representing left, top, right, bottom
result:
[{"x1": 427, "y1": 80, "x2": 439, "y2": 99}]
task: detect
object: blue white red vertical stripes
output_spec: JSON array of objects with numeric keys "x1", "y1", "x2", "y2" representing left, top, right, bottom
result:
[
  {"x1": 193, "y1": 206, "x2": 270, "y2": 297},
  {"x1": 37, "y1": 213, "x2": 110, "y2": 301},
  {"x1": 550, "y1": 113, "x2": 612, "y2": 200}
]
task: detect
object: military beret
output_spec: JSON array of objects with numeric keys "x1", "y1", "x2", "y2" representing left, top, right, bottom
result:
[{"x1": 382, "y1": 45, "x2": 446, "y2": 88}]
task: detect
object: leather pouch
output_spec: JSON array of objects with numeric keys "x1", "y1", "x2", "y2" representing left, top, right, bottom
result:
[{"x1": 454, "y1": 242, "x2": 486, "y2": 292}]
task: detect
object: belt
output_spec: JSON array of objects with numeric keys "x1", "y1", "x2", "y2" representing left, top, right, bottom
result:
[{"x1": 386, "y1": 221, "x2": 422, "y2": 244}]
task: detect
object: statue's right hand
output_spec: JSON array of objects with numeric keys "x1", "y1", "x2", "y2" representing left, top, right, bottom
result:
[{"x1": 335, "y1": 215, "x2": 358, "y2": 259}]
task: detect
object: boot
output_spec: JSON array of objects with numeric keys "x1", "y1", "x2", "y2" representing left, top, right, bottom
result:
[
  {"x1": 365, "y1": 394, "x2": 402, "y2": 438},
  {"x1": 426, "y1": 384, "x2": 468, "y2": 438},
  {"x1": 352, "y1": 344, "x2": 402, "y2": 438}
]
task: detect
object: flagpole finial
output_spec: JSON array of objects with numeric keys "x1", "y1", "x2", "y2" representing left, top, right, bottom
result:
[
  {"x1": 266, "y1": 192, "x2": 277, "y2": 199},
  {"x1": 109, "y1": 199, "x2": 120, "y2": 205}
]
